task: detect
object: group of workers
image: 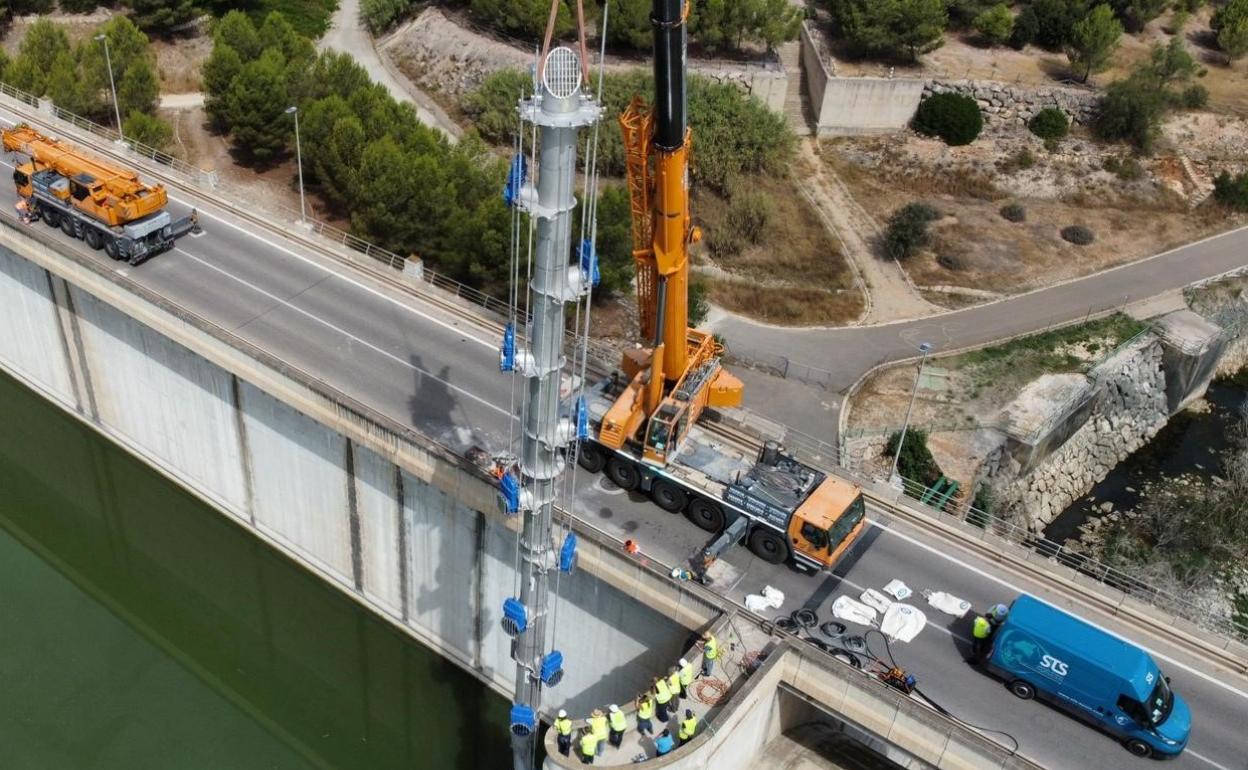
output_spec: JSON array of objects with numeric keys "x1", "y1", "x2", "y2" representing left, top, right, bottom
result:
[
  {"x1": 970, "y1": 603, "x2": 1010, "y2": 662},
  {"x1": 553, "y1": 632, "x2": 719, "y2": 764}
]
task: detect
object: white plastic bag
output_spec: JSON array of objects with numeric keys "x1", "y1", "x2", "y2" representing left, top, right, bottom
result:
[
  {"x1": 883, "y1": 579, "x2": 912, "y2": 601},
  {"x1": 880, "y1": 603, "x2": 927, "y2": 643},
  {"x1": 761, "y1": 585, "x2": 786, "y2": 608},
  {"x1": 924, "y1": 590, "x2": 972, "y2": 618},
  {"x1": 831, "y1": 595, "x2": 877, "y2": 626}
]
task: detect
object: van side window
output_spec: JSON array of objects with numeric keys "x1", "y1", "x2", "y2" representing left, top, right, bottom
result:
[{"x1": 1116, "y1": 695, "x2": 1147, "y2": 724}]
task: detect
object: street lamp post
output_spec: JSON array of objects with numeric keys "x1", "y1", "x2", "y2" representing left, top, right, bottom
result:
[
  {"x1": 890, "y1": 341, "x2": 934, "y2": 489},
  {"x1": 94, "y1": 34, "x2": 123, "y2": 141},
  {"x1": 286, "y1": 106, "x2": 306, "y2": 225}
]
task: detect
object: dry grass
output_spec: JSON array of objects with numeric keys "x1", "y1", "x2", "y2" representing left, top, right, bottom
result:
[
  {"x1": 152, "y1": 35, "x2": 211, "y2": 93},
  {"x1": 692, "y1": 174, "x2": 865, "y2": 325}
]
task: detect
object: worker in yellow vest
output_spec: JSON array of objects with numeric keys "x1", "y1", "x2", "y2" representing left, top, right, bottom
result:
[
  {"x1": 667, "y1": 667, "x2": 682, "y2": 712},
  {"x1": 635, "y1": 692, "x2": 655, "y2": 736},
  {"x1": 578, "y1": 727, "x2": 597, "y2": 765},
  {"x1": 678, "y1": 708, "x2": 700, "y2": 746},
  {"x1": 607, "y1": 703, "x2": 627, "y2": 748},
  {"x1": 553, "y1": 709, "x2": 573, "y2": 756},
  {"x1": 654, "y1": 676, "x2": 673, "y2": 723},
  {"x1": 971, "y1": 613, "x2": 993, "y2": 662},
  {"x1": 589, "y1": 708, "x2": 608, "y2": 757},
  {"x1": 701, "y1": 632, "x2": 719, "y2": 677},
  {"x1": 678, "y1": 657, "x2": 694, "y2": 698}
]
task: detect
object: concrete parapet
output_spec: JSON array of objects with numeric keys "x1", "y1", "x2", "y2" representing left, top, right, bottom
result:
[{"x1": 1154, "y1": 309, "x2": 1227, "y2": 413}]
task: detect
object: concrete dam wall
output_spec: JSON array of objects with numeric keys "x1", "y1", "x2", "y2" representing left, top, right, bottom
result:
[{"x1": 0, "y1": 225, "x2": 717, "y2": 717}]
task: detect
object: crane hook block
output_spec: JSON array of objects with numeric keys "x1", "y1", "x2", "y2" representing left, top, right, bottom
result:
[
  {"x1": 499, "y1": 323, "x2": 517, "y2": 372},
  {"x1": 509, "y1": 704, "x2": 537, "y2": 737},
  {"x1": 502, "y1": 597, "x2": 529, "y2": 636},
  {"x1": 503, "y1": 154, "x2": 527, "y2": 208},
  {"x1": 540, "y1": 651, "x2": 565, "y2": 687},
  {"x1": 559, "y1": 532, "x2": 578, "y2": 574},
  {"x1": 578, "y1": 239, "x2": 600, "y2": 287}
]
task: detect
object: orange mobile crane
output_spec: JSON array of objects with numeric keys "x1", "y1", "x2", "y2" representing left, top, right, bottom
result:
[
  {"x1": 578, "y1": 0, "x2": 866, "y2": 575},
  {"x1": 3, "y1": 125, "x2": 196, "y2": 264}
]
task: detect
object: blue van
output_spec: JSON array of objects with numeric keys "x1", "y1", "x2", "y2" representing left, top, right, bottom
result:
[{"x1": 984, "y1": 594, "x2": 1191, "y2": 757}]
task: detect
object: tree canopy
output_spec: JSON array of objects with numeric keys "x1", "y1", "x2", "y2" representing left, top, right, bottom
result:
[
  {"x1": 1067, "y1": 4, "x2": 1123, "y2": 82},
  {"x1": 1212, "y1": 0, "x2": 1248, "y2": 60},
  {"x1": 828, "y1": 0, "x2": 949, "y2": 61}
]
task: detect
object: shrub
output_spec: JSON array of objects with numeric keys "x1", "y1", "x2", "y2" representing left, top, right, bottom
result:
[
  {"x1": 1028, "y1": 107, "x2": 1070, "y2": 142},
  {"x1": 122, "y1": 110, "x2": 172, "y2": 149},
  {"x1": 884, "y1": 428, "x2": 942, "y2": 485},
  {"x1": 689, "y1": 278, "x2": 711, "y2": 326},
  {"x1": 1095, "y1": 71, "x2": 1167, "y2": 152},
  {"x1": 937, "y1": 253, "x2": 967, "y2": 270},
  {"x1": 728, "y1": 191, "x2": 772, "y2": 245},
  {"x1": 999, "y1": 148, "x2": 1036, "y2": 173},
  {"x1": 1102, "y1": 155, "x2": 1144, "y2": 180},
  {"x1": 1061, "y1": 224, "x2": 1096, "y2": 244},
  {"x1": 1000, "y1": 202, "x2": 1027, "y2": 222},
  {"x1": 1010, "y1": 4, "x2": 1040, "y2": 48},
  {"x1": 1178, "y1": 84, "x2": 1209, "y2": 109},
  {"x1": 911, "y1": 93, "x2": 984, "y2": 146},
  {"x1": 1213, "y1": 171, "x2": 1248, "y2": 211},
  {"x1": 973, "y1": 3, "x2": 1016, "y2": 44},
  {"x1": 884, "y1": 202, "x2": 940, "y2": 260}
]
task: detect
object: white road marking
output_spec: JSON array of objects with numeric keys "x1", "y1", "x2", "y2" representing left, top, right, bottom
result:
[
  {"x1": 870, "y1": 518, "x2": 1248, "y2": 702},
  {"x1": 173, "y1": 248, "x2": 507, "y2": 418},
  {"x1": 1185, "y1": 749, "x2": 1233, "y2": 770}
]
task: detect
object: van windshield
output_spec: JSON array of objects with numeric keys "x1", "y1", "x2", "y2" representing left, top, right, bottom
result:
[{"x1": 1147, "y1": 676, "x2": 1174, "y2": 725}]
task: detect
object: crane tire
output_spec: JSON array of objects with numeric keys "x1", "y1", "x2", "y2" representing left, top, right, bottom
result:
[
  {"x1": 61, "y1": 216, "x2": 76, "y2": 237},
  {"x1": 686, "y1": 498, "x2": 724, "y2": 533},
  {"x1": 605, "y1": 457, "x2": 640, "y2": 492},
  {"x1": 576, "y1": 444, "x2": 606, "y2": 473},
  {"x1": 650, "y1": 479, "x2": 687, "y2": 513},
  {"x1": 103, "y1": 238, "x2": 120, "y2": 261},
  {"x1": 42, "y1": 208, "x2": 60, "y2": 228},
  {"x1": 748, "y1": 528, "x2": 789, "y2": 564},
  {"x1": 84, "y1": 229, "x2": 103, "y2": 250}
]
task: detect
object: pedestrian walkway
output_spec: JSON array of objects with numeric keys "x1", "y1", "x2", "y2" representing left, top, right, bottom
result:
[{"x1": 543, "y1": 619, "x2": 772, "y2": 766}]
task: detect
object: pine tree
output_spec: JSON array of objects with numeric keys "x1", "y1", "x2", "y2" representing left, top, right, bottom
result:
[
  {"x1": 1067, "y1": 4, "x2": 1122, "y2": 82},
  {"x1": 123, "y1": 0, "x2": 197, "y2": 32},
  {"x1": 220, "y1": 49, "x2": 291, "y2": 164},
  {"x1": 118, "y1": 59, "x2": 159, "y2": 116}
]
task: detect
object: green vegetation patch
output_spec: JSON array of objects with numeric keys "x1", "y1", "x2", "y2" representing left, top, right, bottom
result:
[
  {"x1": 248, "y1": 0, "x2": 340, "y2": 39},
  {"x1": 953, "y1": 313, "x2": 1148, "y2": 391}
]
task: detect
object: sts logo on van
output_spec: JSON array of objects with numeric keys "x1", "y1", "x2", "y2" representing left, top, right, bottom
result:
[{"x1": 1040, "y1": 654, "x2": 1070, "y2": 678}]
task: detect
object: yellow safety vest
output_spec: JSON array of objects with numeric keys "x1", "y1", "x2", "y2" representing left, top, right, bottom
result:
[
  {"x1": 972, "y1": 616, "x2": 992, "y2": 639},
  {"x1": 637, "y1": 698, "x2": 655, "y2": 720},
  {"x1": 580, "y1": 733, "x2": 598, "y2": 756},
  {"x1": 704, "y1": 636, "x2": 719, "y2": 660},
  {"x1": 590, "y1": 714, "x2": 608, "y2": 740},
  {"x1": 679, "y1": 661, "x2": 694, "y2": 686},
  {"x1": 554, "y1": 717, "x2": 572, "y2": 736},
  {"x1": 668, "y1": 671, "x2": 681, "y2": 692},
  {"x1": 679, "y1": 715, "x2": 699, "y2": 741},
  {"x1": 655, "y1": 678, "x2": 672, "y2": 704},
  {"x1": 609, "y1": 710, "x2": 626, "y2": 732}
]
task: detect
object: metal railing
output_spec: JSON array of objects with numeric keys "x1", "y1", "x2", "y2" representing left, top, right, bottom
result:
[
  {"x1": 890, "y1": 475, "x2": 1248, "y2": 641},
  {"x1": 721, "y1": 342, "x2": 840, "y2": 391}
]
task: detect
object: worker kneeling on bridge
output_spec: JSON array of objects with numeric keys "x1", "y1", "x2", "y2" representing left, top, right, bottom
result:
[
  {"x1": 578, "y1": 727, "x2": 598, "y2": 765},
  {"x1": 554, "y1": 709, "x2": 573, "y2": 756},
  {"x1": 679, "y1": 709, "x2": 699, "y2": 746},
  {"x1": 655, "y1": 729, "x2": 675, "y2": 756}
]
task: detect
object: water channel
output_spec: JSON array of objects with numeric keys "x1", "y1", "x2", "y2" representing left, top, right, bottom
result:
[
  {"x1": 1045, "y1": 380, "x2": 1247, "y2": 544},
  {"x1": 0, "y1": 369, "x2": 509, "y2": 769}
]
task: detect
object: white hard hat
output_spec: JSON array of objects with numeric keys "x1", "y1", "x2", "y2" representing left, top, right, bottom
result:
[
  {"x1": 679, "y1": 658, "x2": 688, "y2": 666},
  {"x1": 609, "y1": 704, "x2": 620, "y2": 712},
  {"x1": 557, "y1": 709, "x2": 567, "y2": 718}
]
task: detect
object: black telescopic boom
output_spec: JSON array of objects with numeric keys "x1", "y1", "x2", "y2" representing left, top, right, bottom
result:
[{"x1": 652, "y1": 0, "x2": 686, "y2": 152}]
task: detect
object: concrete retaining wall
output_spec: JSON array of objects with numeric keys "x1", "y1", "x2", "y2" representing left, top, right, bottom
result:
[
  {"x1": 801, "y1": 24, "x2": 925, "y2": 135},
  {"x1": 0, "y1": 230, "x2": 716, "y2": 716}
]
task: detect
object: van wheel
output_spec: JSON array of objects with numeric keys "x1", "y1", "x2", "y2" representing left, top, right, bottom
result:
[
  {"x1": 1008, "y1": 680, "x2": 1035, "y2": 700},
  {"x1": 577, "y1": 444, "x2": 606, "y2": 473},
  {"x1": 1123, "y1": 739, "x2": 1152, "y2": 758},
  {"x1": 748, "y1": 528, "x2": 789, "y2": 564},
  {"x1": 686, "y1": 499, "x2": 724, "y2": 533},
  {"x1": 651, "y1": 480, "x2": 687, "y2": 513},
  {"x1": 605, "y1": 457, "x2": 640, "y2": 492}
]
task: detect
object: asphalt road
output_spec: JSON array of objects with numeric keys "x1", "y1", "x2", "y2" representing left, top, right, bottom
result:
[{"x1": 1, "y1": 123, "x2": 1245, "y2": 769}]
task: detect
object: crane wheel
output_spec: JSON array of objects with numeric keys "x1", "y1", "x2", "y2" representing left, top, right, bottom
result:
[
  {"x1": 605, "y1": 457, "x2": 640, "y2": 492},
  {"x1": 85, "y1": 229, "x2": 103, "y2": 251},
  {"x1": 650, "y1": 479, "x2": 687, "y2": 513},
  {"x1": 103, "y1": 238, "x2": 120, "y2": 261},
  {"x1": 60, "y1": 216, "x2": 76, "y2": 238},
  {"x1": 747, "y1": 528, "x2": 789, "y2": 564},
  {"x1": 42, "y1": 208, "x2": 60, "y2": 228},
  {"x1": 686, "y1": 499, "x2": 724, "y2": 532},
  {"x1": 577, "y1": 444, "x2": 606, "y2": 473}
]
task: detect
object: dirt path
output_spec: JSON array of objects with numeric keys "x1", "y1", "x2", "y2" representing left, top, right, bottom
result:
[{"x1": 796, "y1": 139, "x2": 941, "y2": 324}]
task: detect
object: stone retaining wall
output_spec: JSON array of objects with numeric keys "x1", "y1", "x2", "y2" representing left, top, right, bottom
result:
[{"x1": 924, "y1": 79, "x2": 1100, "y2": 128}]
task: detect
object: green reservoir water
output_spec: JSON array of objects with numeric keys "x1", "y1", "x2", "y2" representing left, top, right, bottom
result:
[{"x1": 0, "y1": 370, "x2": 509, "y2": 769}]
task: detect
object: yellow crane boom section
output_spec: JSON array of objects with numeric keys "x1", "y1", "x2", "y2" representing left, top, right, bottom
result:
[{"x1": 2, "y1": 125, "x2": 168, "y2": 226}]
